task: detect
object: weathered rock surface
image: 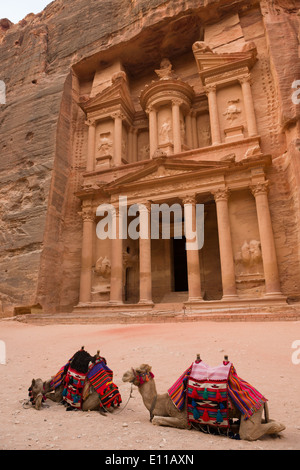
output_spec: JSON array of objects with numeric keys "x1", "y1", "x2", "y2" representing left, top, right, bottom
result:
[{"x1": 0, "y1": 0, "x2": 300, "y2": 315}]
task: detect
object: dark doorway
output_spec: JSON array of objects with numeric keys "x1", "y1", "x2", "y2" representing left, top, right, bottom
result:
[{"x1": 172, "y1": 237, "x2": 188, "y2": 292}]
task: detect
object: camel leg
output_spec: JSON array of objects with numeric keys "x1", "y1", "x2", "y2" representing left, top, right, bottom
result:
[
  {"x1": 81, "y1": 392, "x2": 101, "y2": 411},
  {"x1": 45, "y1": 389, "x2": 63, "y2": 403},
  {"x1": 239, "y1": 406, "x2": 285, "y2": 441},
  {"x1": 152, "y1": 416, "x2": 189, "y2": 429}
]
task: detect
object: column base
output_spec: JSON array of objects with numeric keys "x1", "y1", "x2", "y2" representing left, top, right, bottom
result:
[
  {"x1": 185, "y1": 297, "x2": 204, "y2": 303},
  {"x1": 264, "y1": 292, "x2": 286, "y2": 299},
  {"x1": 109, "y1": 300, "x2": 124, "y2": 306},
  {"x1": 138, "y1": 300, "x2": 154, "y2": 306},
  {"x1": 221, "y1": 294, "x2": 239, "y2": 301}
]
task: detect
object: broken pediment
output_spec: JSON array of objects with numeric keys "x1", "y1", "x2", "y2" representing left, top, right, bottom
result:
[
  {"x1": 192, "y1": 41, "x2": 257, "y2": 85},
  {"x1": 79, "y1": 71, "x2": 135, "y2": 118}
]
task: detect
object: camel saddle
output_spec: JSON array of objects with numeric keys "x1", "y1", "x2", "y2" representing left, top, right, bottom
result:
[{"x1": 50, "y1": 349, "x2": 122, "y2": 410}]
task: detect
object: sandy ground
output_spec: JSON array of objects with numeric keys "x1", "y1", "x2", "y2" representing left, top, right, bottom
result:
[{"x1": 0, "y1": 319, "x2": 299, "y2": 452}]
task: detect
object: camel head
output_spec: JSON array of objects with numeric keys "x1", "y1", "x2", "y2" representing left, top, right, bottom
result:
[
  {"x1": 28, "y1": 378, "x2": 45, "y2": 410},
  {"x1": 122, "y1": 364, "x2": 154, "y2": 387}
]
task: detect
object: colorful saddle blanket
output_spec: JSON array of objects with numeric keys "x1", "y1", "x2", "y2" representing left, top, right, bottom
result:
[
  {"x1": 87, "y1": 361, "x2": 122, "y2": 408},
  {"x1": 50, "y1": 350, "x2": 122, "y2": 410},
  {"x1": 168, "y1": 361, "x2": 267, "y2": 429},
  {"x1": 186, "y1": 361, "x2": 232, "y2": 429},
  {"x1": 62, "y1": 366, "x2": 86, "y2": 409}
]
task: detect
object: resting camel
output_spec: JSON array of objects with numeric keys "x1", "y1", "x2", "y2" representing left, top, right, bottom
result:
[
  {"x1": 122, "y1": 363, "x2": 286, "y2": 441},
  {"x1": 29, "y1": 348, "x2": 119, "y2": 413},
  {"x1": 29, "y1": 377, "x2": 103, "y2": 412}
]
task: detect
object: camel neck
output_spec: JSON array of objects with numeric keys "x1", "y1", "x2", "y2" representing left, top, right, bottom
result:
[{"x1": 138, "y1": 378, "x2": 157, "y2": 411}]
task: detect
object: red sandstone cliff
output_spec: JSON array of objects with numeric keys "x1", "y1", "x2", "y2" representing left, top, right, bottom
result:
[{"x1": 0, "y1": 0, "x2": 300, "y2": 316}]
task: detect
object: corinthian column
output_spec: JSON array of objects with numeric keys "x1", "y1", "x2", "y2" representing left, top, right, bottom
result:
[
  {"x1": 109, "y1": 206, "x2": 124, "y2": 304},
  {"x1": 250, "y1": 181, "x2": 282, "y2": 296},
  {"x1": 139, "y1": 202, "x2": 153, "y2": 304},
  {"x1": 183, "y1": 195, "x2": 202, "y2": 302},
  {"x1": 113, "y1": 111, "x2": 124, "y2": 166},
  {"x1": 172, "y1": 99, "x2": 182, "y2": 154},
  {"x1": 205, "y1": 85, "x2": 221, "y2": 145},
  {"x1": 213, "y1": 188, "x2": 237, "y2": 299},
  {"x1": 147, "y1": 106, "x2": 158, "y2": 158},
  {"x1": 86, "y1": 119, "x2": 96, "y2": 172},
  {"x1": 239, "y1": 74, "x2": 258, "y2": 137},
  {"x1": 79, "y1": 206, "x2": 95, "y2": 303}
]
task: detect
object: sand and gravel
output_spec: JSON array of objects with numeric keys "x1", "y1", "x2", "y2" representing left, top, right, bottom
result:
[{"x1": 0, "y1": 319, "x2": 299, "y2": 451}]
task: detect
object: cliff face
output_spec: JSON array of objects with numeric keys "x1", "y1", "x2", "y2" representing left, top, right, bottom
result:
[{"x1": 0, "y1": 0, "x2": 300, "y2": 315}]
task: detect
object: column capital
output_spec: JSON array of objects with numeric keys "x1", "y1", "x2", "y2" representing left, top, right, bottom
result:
[
  {"x1": 250, "y1": 181, "x2": 269, "y2": 197},
  {"x1": 172, "y1": 98, "x2": 184, "y2": 107},
  {"x1": 79, "y1": 208, "x2": 95, "y2": 222},
  {"x1": 212, "y1": 187, "x2": 231, "y2": 202},
  {"x1": 182, "y1": 194, "x2": 196, "y2": 205},
  {"x1": 239, "y1": 74, "x2": 253, "y2": 86},
  {"x1": 204, "y1": 84, "x2": 217, "y2": 94},
  {"x1": 85, "y1": 118, "x2": 96, "y2": 127},
  {"x1": 146, "y1": 105, "x2": 156, "y2": 114},
  {"x1": 112, "y1": 110, "x2": 125, "y2": 120}
]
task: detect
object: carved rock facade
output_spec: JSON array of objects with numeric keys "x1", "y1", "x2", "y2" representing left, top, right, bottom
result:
[{"x1": 0, "y1": 0, "x2": 300, "y2": 317}]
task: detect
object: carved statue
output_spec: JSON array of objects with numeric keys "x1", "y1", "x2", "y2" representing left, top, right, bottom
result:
[
  {"x1": 159, "y1": 119, "x2": 172, "y2": 143},
  {"x1": 192, "y1": 41, "x2": 213, "y2": 53},
  {"x1": 249, "y1": 240, "x2": 262, "y2": 265},
  {"x1": 98, "y1": 132, "x2": 113, "y2": 156},
  {"x1": 236, "y1": 240, "x2": 262, "y2": 267},
  {"x1": 223, "y1": 99, "x2": 241, "y2": 124},
  {"x1": 155, "y1": 58, "x2": 177, "y2": 80},
  {"x1": 180, "y1": 119, "x2": 186, "y2": 143},
  {"x1": 140, "y1": 145, "x2": 150, "y2": 160},
  {"x1": 94, "y1": 256, "x2": 111, "y2": 278}
]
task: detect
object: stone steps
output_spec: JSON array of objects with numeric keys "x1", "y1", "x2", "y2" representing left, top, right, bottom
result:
[{"x1": 10, "y1": 303, "x2": 300, "y2": 325}]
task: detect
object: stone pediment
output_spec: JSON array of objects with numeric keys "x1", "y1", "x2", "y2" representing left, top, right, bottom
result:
[
  {"x1": 192, "y1": 41, "x2": 257, "y2": 85},
  {"x1": 80, "y1": 72, "x2": 135, "y2": 116},
  {"x1": 104, "y1": 156, "x2": 231, "y2": 191}
]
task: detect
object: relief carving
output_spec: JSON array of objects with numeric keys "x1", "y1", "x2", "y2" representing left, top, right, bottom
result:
[
  {"x1": 94, "y1": 256, "x2": 111, "y2": 278},
  {"x1": 235, "y1": 240, "x2": 264, "y2": 296},
  {"x1": 92, "y1": 256, "x2": 111, "y2": 298},
  {"x1": 223, "y1": 99, "x2": 242, "y2": 124},
  {"x1": 98, "y1": 132, "x2": 113, "y2": 156},
  {"x1": 236, "y1": 240, "x2": 262, "y2": 268},
  {"x1": 140, "y1": 145, "x2": 150, "y2": 160},
  {"x1": 192, "y1": 41, "x2": 213, "y2": 54},
  {"x1": 155, "y1": 58, "x2": 177, "y2": 80},
  {"x1": 159, "y1": 119, "x2": 172, "y2": 143}
]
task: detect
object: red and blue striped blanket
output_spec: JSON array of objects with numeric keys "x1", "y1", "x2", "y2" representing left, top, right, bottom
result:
[
  {"x1": 49, "y1": 351, "x2": 121, "y2": 410},
  {"x1": 168, "y1": 361, "x2": 267, "y2": 422}
]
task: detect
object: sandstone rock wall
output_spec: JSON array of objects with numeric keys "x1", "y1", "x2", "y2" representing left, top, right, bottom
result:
[{"x1": 0, "y1": 0, "x2": 300, "y2": 315}]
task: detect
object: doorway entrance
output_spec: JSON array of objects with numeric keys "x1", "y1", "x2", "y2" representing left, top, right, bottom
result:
[{"x1": 172, "y1": 237, "x2": 188, "y2": 292}]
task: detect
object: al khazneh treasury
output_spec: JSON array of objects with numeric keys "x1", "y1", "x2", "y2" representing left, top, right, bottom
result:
[{"x1": 0, "y1": 0, "x2": 300, "y2": 320}]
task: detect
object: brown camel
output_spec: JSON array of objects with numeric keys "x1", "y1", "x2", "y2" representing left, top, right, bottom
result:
[
  {"x1": 29, "y1": 377, "x2": 104, "y2": 412},
  {"x1": 29, "y1": 348, "x2": 120, "y2": 413},
  {"x1": 122, "y1": 363, "x2": 286, "y2": 441}
]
